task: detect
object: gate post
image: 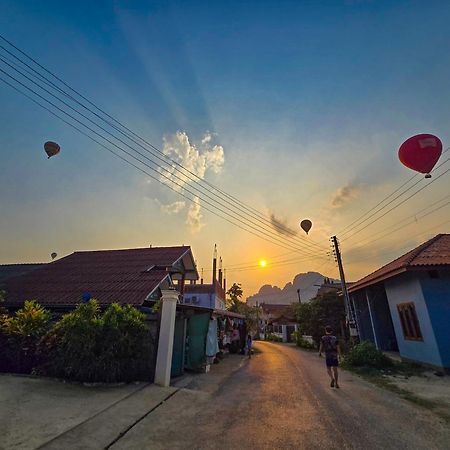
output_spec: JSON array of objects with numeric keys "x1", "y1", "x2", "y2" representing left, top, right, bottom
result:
[{"x1": 154, "y1": 289, "x2": 179, "y2": 387}]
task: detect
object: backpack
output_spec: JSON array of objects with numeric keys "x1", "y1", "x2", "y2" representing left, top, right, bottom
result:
[{"x1": 322, "y1": 335, "x2": 337, "y2": 353}]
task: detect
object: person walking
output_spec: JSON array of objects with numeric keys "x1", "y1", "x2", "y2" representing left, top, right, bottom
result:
[
  {"x1": 246, "y1": 334, "x2": 253, "y2": 359},
  {"x1": 319, "y1": 325, "x2": 342, "y2": 388}
]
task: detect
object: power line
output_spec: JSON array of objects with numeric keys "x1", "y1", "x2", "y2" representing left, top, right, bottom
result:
[
  {"x1": 338, "y1": 147, "x2": 450, "y2": 238},
  {"x1": 0, "y1": 72, "x2": 324, "y2": 255},
  {"x1": 344, "y1": 195, "x2": 450, "y2": 248},
  {"x1": 341, "y1": 163, "x2": 450, "y2": 242},
  {"x1": 0, "y1": 35, "x2": 328, "y2": 252}
]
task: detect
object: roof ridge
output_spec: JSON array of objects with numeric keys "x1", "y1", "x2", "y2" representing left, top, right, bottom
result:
[
  {"x1": 73, "y1": 245, "x2": 190, "y2": 254},
  {"x1": 405, "y1": 233, "x2": 443, "y2": 265}
]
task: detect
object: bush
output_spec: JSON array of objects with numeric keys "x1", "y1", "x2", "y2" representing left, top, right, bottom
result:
[
  {"x1": 39, "y1": 301, "x2": 155, "y2": 382},
  {"x1": 0, "y1": 301, "x2": 51, "y2": 373},
  {"x1": 343, "y1": 341, "x2": 393, "y2": 369},
  {"x1": 291, "y1": 331, "x2": 316, "y2": 349},
  {"x1": 265, "y1": 333, "x2": 282, "y2": 342}
]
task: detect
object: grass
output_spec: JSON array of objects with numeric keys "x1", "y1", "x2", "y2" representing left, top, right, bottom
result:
[{"x1": 344, "y1": 363, "x2": 450, "y2": 423}]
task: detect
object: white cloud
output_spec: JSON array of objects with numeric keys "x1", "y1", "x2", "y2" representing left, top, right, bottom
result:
[
  {"x1": 159, "y1": 131, "x2": 224, "y2": 231},
  {"x1": 160, "y1": 201, "x2": 186, "y2": 215},
  {"x1": 186, "y1": 197, "x2": 204, "y2": 233}
]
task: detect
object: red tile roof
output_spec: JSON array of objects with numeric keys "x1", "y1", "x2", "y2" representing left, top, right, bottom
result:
[
  {"x1": 4, "y1": 246, "x2": 192, "y2": 307},
  {"x1": 348, "y1": 234, "x2": 450, "y2": 293}
]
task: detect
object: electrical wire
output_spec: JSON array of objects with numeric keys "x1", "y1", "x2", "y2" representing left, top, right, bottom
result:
[
  {"x1": 1, "y1": 75, "x2": 323, "y2": 255},
  {"x1": 0, "y1": 35, "x2": 328, "y2": 252}
]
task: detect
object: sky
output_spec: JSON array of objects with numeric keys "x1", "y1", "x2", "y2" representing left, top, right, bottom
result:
[{"x1": 1, "y1": 0, "x2": 449, "y2": 299}]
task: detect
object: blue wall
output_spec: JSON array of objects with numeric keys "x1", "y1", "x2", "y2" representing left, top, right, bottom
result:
[
  {"x1": 420, "y1": 270, "x2": 450, "y2": 369},
  {"x1": 385, "y1": 273, "x2": 443, "y2": 368}
]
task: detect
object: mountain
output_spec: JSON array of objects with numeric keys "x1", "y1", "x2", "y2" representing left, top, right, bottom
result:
[{"x1": 246, "y1": 272, "x2": 339, "y2": 306}]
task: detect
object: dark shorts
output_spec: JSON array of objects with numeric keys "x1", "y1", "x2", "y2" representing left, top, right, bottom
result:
[{"x1": 326, "y1": 356, "x2": 339, "y2": 367}]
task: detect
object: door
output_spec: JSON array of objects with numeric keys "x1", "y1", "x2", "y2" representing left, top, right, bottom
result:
[{"x1": 185, "y1": 312, "x2": 211, "y2": 371}]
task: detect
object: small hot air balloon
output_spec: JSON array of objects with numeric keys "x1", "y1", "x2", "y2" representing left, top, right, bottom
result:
[
  {"x1": 44, "y1": 141, "x2": 60, "y2": 159},
  {"x1": 300, "y1": 219, "x2": 312, "y2": 235},
  {"x1": 398, "y1": 134, "x2": 442, "y2": 178},
  {"x1": 51, "y1": 252, "x2": 57, "y2": 260}
]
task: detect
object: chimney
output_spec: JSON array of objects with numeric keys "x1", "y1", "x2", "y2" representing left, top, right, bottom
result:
[
  {"x1": 218, "y1": 257, "x2": 223, "y2": 287},
  {"x1": 223, "y1": 268, "x2": 227, "y2": 294},
  {"x1": 212, "y1": 244, "x2": 217, "y2": 286}
]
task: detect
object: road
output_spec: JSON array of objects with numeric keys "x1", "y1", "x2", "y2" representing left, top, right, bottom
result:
[{"x1": 111, "y1": 341, "x2": 450, "y2": 450}]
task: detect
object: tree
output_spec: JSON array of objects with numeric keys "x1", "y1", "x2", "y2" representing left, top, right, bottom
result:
[
  {"x1": 226, "y1": 283, "x2": 244, "y2": 312},
  {"x1": 291, "y1": 292, "x2": 346, "y2": 345}
]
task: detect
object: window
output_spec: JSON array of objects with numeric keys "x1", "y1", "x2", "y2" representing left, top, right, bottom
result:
[
  {"x1": 397, "y1": 302, "x2": 423, "y2": 341},
  {"x1": 191, "y1": 296, "x2": 198, "y2": 305}
]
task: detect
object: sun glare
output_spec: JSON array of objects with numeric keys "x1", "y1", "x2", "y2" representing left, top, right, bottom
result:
[{"x1": 259, "y1": 259, "x2": 267, "y2": 268}]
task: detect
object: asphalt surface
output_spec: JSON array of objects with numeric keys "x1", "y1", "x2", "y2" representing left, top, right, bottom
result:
[{"x1": 111, "y1": 341, "x2": 450, "y2": 450}]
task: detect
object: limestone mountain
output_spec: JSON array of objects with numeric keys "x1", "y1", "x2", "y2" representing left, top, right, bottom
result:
[{"x1": 246, "y1": 272, "x2": 339, "y2": 306}]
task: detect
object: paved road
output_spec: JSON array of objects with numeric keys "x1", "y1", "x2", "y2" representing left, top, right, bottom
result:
[{"x1": 111, "y1": 341, "x2": 450, "y2": 450}]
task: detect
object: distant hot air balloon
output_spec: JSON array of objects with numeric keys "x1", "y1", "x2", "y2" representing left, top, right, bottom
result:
[
  {"x1": 300, "y1": 219, "x2": 312, "y2": 235},
  {"x1": 398, "y1": 134, "x2": 442, "y2": 178},
  {"x1": 51, "y1": 252, "x2": 57, "y2": 260},
  {"x1": 44, "y1": 141, "x2": 60, "y2": 159}
]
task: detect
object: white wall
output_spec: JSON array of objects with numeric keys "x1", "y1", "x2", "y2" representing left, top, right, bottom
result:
[{"x1": 385, "y1": 273, "x2": 443, "y2": 367}]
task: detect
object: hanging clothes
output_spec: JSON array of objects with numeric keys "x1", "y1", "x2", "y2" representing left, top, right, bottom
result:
[{"x1": 206, "y1": 318, "x2": 220, "y2": 357}]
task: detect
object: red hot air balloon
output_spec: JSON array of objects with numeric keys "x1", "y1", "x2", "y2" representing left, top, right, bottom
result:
[
  {"x1": 300, "y1": 219, "x2": 312, "y2": 235},
  {"x1": 398, "y1": 134, "x2": 442, "y2": 178},
  {"x1": 44, "y1": 141, "x2": 60, "y2": 159}
]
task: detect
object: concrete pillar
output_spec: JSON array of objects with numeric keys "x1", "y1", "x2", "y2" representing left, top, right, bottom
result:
[
  {"x1": 282, "y1": 325, "x2": 288, "y2": 342},
  {"x1": 154, "y1": 289, "x2": 179, "y2": 387}
]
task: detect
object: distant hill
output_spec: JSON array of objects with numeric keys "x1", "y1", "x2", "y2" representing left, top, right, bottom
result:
[{"x1": 246, "y1": 272, "x2": 339, "y2": 306}]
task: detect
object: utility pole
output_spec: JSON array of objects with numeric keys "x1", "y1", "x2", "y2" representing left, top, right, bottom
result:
[
  {"x1": 296, "y1": 288, "x2": 301, "y2": 304},
  {"x1": 331, "y1": 236, "x2": 358, "y2": 338}
]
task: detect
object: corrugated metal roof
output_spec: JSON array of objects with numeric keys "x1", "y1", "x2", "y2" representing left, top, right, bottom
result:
[
  {"x1": 348, "y1": 234, "x2": 450, "y2": 293},
  {"x1": 4, "y1": 246, "x2": 192, "y2": 307}
]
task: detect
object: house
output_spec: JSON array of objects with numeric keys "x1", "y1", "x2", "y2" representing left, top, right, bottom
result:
[
  {"x1": 183, "y1": 249, "x2": 226, "y2": 310},
  {"x1": 257, "y1": 303, "x2": 291, "y2": 339},
  {"x1": 269, "y1": 311, "x2": 299, "y2": 342},
  {"x1": 0, "y1": 263, "x2": 45, "y2": 289},
  {"x1": 348, "y1": 234, "x2": 450, "y2": 372},
  {"x1": 3, "y1": 246, "x2": 198, "y2": 310}
]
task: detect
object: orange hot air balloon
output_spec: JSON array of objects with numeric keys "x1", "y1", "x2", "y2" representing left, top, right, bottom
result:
[
  {"x1": 44, "y1": 141, "x2": 60, "y2": 159},
  {"x1": 300, "y1": 219, "x2": 312, "y2": 235}
]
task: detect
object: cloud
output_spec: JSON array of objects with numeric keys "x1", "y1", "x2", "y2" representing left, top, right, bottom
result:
[
  {"x1": 186, "y1": 197, "x2": 204, "y2": 233},
  {"x1": 157, "y1": 131, "x2": 225, "y2": 231},
  {"x1": 270, "y1": 213, "x2": 298, "y2": 237},
  {"x1": 330, "y1": 183, "x2": 361, "y2": 209},
  {"x1": 160, "y1": 201, "x2": 186, "y2": 215},
  {"x1": 162, "y1": 131, "x2": 224, "y2": 188}
]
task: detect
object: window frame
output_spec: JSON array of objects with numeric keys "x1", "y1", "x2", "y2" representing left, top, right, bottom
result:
[{"x1": 397, "y1": 302, "x2": 423, "y2": 341}]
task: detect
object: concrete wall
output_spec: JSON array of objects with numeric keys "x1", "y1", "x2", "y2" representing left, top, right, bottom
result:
[
  {"x1": 385, "y1": 273, "x2": 443, "y2": 368},
  {"x1": 184, "y1": 293, "x2": 225, "y2": 310},
  {"x1": 420, "y1": 270, "x2": 450, "y2": 369}
]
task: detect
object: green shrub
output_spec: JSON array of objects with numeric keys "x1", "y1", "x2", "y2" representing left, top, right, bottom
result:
[
  {"x1": 291, "y1": 331, "x2": 316, "y2": 349},
  {"x1": 343, "y1": 341, "x2": 393, "y2": 369},
  {"x1": 0, "y1": 301, "x2": 51, "y2": 373},
  {"x1": 40, "y1": 301, "x2": 155, "y2": 382},
  {"x1": 265, "y1": 332, "x2": 282, "y2": 342}
]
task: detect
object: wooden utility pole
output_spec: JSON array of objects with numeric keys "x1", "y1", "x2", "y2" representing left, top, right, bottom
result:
[{"x1": 331, "y1": 236, "x2": 358, "y2": 337}]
